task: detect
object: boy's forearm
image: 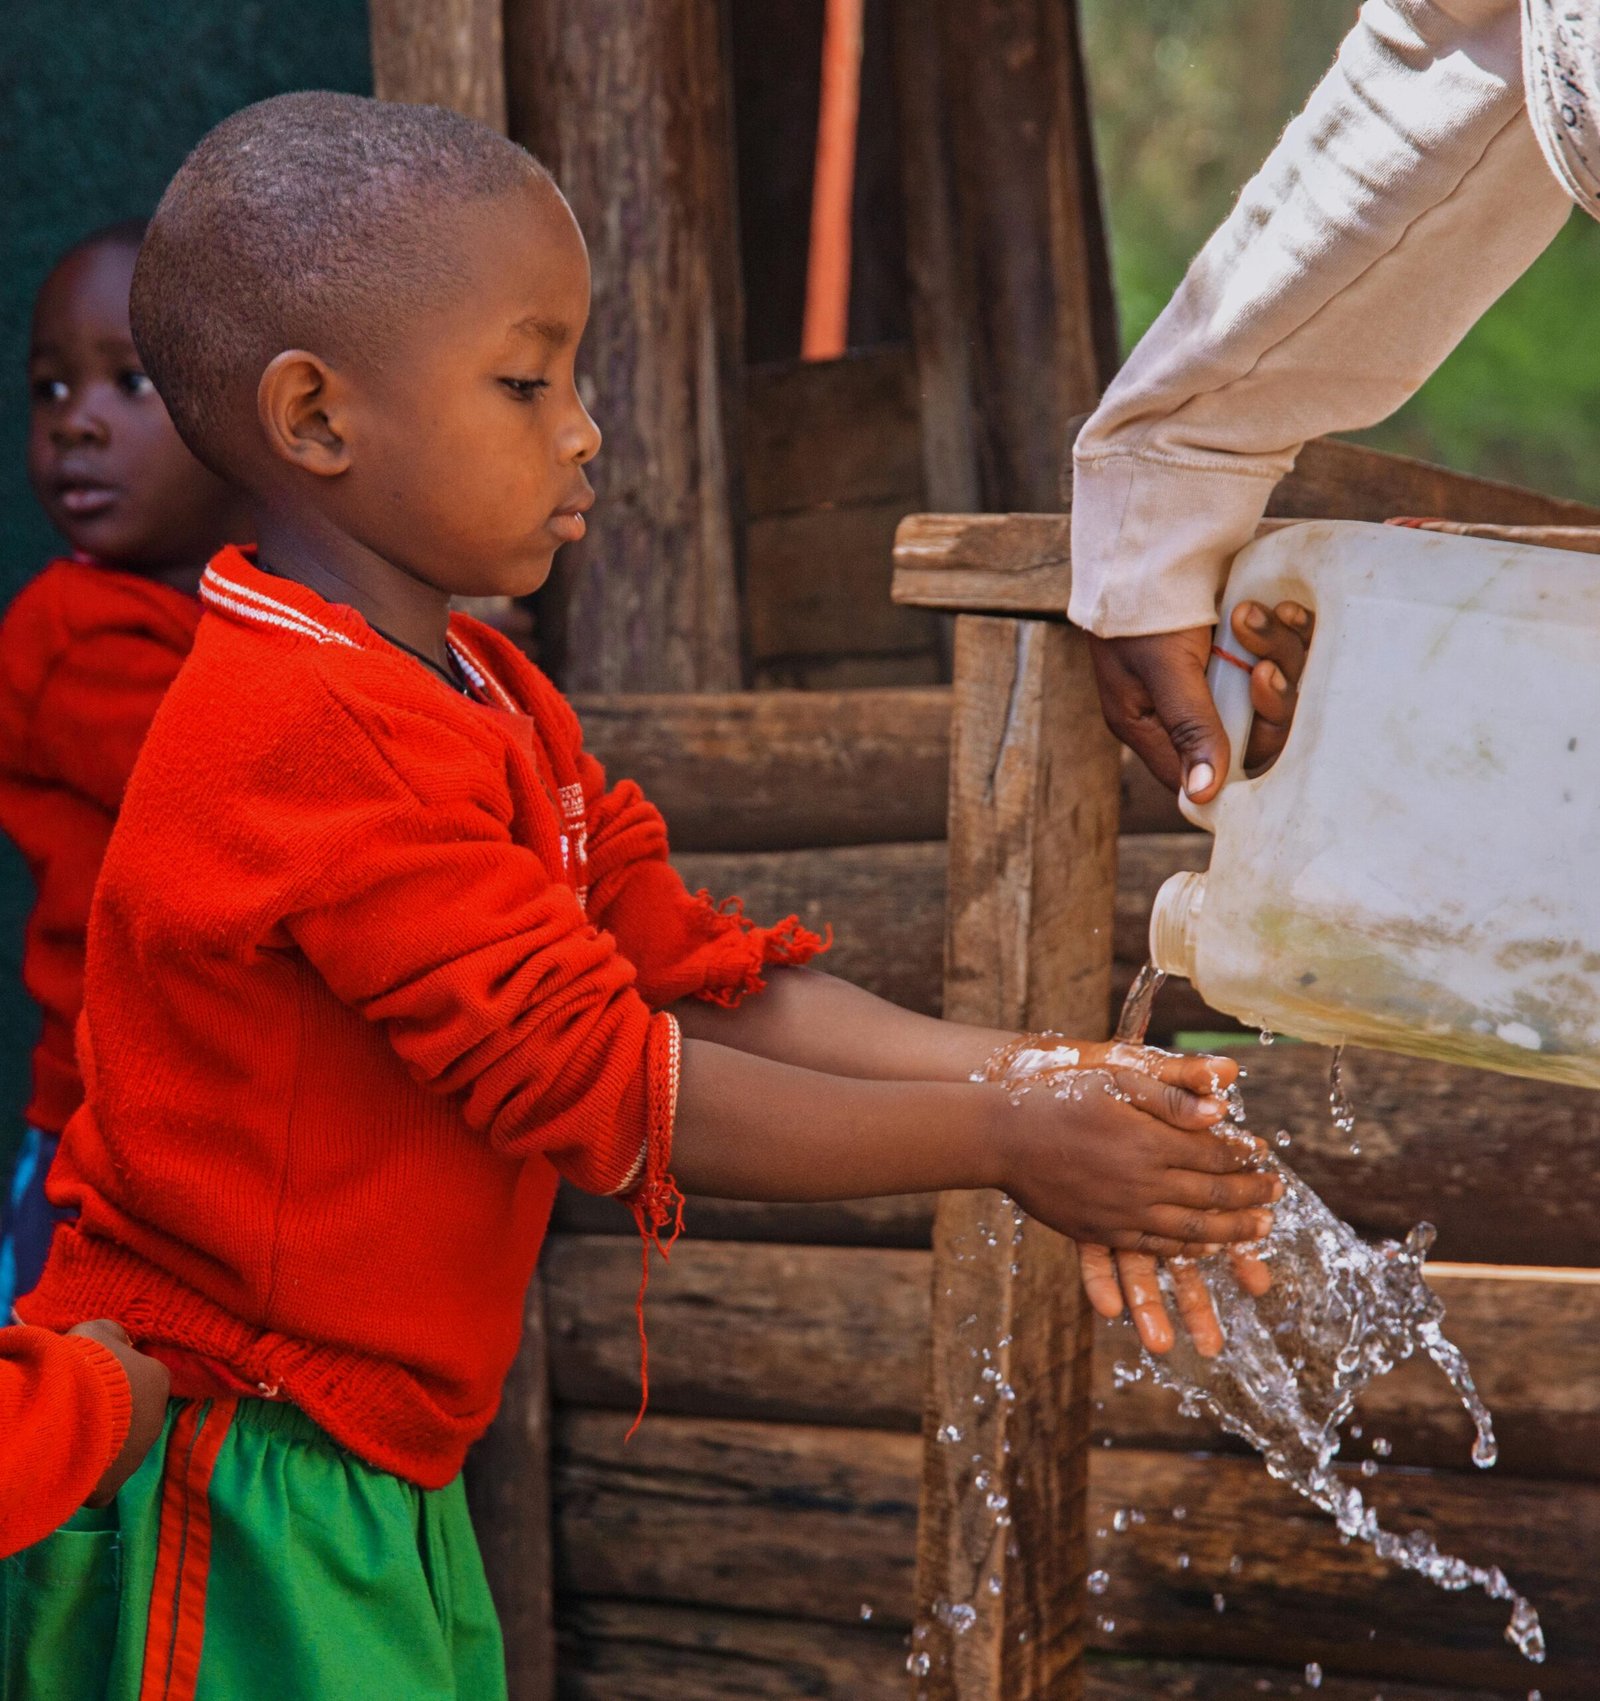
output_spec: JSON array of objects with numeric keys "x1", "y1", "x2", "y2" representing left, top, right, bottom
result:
[
  {"x1": 668, "y1": 1035, "x2": 1003, "y2": 1201},
  {"x1": 671, "y1": 966, "x2": 1011, "y2": 1085}
]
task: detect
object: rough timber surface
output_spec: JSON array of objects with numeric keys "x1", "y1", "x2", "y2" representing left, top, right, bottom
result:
[{"x1": 551, "y1": 1415, "x2": 1600, "y2": 1694}]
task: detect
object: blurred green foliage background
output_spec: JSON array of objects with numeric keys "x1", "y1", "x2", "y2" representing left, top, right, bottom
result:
[{"x1": 1081, "y1": 0, "x2": 1600, "y2": 502}]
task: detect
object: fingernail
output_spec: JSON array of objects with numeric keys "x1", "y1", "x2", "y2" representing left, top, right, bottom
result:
[
  {"x1": 1253, "y1": 1211, "x2": 1273, "y2": 1235},
  {"x1": 1244, "y1": 605, "x2": 1267, "y2": 631},
  {"x1": 1268, "y1": 664, "x2": 1287, "y2": 692},
  {"x1": 1197, "y1": 1097, "x2": 1224, "y2": 1119},
  {"x1": 1271, "y1": 1180, "x2": 1286, "y2": 1201},
  {"x1": 1186, "y1": 762, "x2": 1215, "y2": 796}
]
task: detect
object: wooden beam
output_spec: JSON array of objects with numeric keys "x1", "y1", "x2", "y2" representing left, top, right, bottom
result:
[
  {"x1": 574, "y1": 686, "x2": 951, "y2": 853},
  {"x1": 914, "y1": 615, "x2": 1121, "y2": 1698},
  {"x1": 552, "y1": 1415, "x2": 1600, "y2": 1689},
  {"x1": 505, "y1": 0, "x2": 745, "y2": 690},
  {"x1": 544, "y1": 1236, "x2": 1600, "y2": 1480},
  {"x1": 462, "y1": 1273, "x2": 554, "y2": 1701},
  {"x1": 892, "y1": 0, "x2": 1115, "y2": 512},
  {"x1": 368, "y1": 0, "x2": 507, "y2": 128}
]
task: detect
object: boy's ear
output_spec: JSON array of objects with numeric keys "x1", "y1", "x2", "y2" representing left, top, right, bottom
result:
[{"x1": 256, "y1": 350, "x2": 351, "y2": 477}]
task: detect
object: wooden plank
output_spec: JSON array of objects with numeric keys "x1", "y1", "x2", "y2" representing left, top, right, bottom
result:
[
  {"x1": 1269, "y1": 437, "x2": 1600, "y2": 529},
  {"x1": 747, "y1": 501, "x2": 943, "y2": 662},
  {"x1": 553, "y1": 1411, "x2": 920, "y2": 1623},
  {"x1": 557, "y1": 1599, "x2": 907, "y2": 1700},
  {"x1": 551, "y1": 1416, "x2": 1599, "y2": 1683},
  {"x1": 573, "y1": 686, "x2": 951, "y2": 853},
  {"x1": 368, "y1": 0, "x2": 507, "y2": 129},
  {"x1": 744, "y1": 350, "x2": 925, "y2": 518},
  {"x1": 753, "y1": 651, "x2": 947, "y2": 692},
  {"x1": 463, "y1": 1272, "x2": 554, "y2": 1701},
  {"x1": 544, "y1": 1236, "x2": 1600, "y2": 1479},
  {"x1": 544, "y1": 1236, "x2": 928, "y2": 1430},
  {"x1": 915, "y1": 615, "x2": 1122, "y2": 1697},
  {"x1": 505, "y1": 0, "x2": 745, "y2": 691},
  {"x1": 672, "y1": 842, "x2": 945, "y2": 1017},
  {"x1": 553, "y1": 1417, "x2": 1600, "y2": 1692},
  {"x1": 1085, "y1": 1656, "x2": 1507, "y2": 1701},
  {"x1": 893, "y1": 512, "x2": 1074, "y2": 615},
  {"x1": 550, "y1": 1186, "x2": 937, "y2": 1246},
  {"x1": 1085, "y1": 1448, "x2": 1598, "y2": 1694}
]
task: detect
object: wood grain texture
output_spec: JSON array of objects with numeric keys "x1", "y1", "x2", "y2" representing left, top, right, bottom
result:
[
  {"x1": 505, "y1": 0, "x2": 744, "y2": 690},
  {"x1": 551, "y1": 1416, "x2": 1600, "y2": 1694},
  {"x1": 556, "y1": 1602, "x2": 1506, "y2": 1701},
  {"x1": 915, "y1": 616, "x2": 1122, "y2": 1698},
  {"x1": 368, "y1": 0, "x2": 506, "y2": 128},
  {"x1": 463, "y1": 1273, "x2": 554, "y2": 1701},
  {"x1": 573, "y1": 686, "x2": 951, "y2": 853},
  {"x1": 544, "y1": 1236, "x2": 1600, "y2": 1479}
]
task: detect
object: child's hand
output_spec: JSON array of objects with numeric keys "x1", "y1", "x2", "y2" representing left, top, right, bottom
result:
[
  {"x1": 992, "y1": 1050, "x2": 1280, "y2": 1253},
  {"x1": 69, "y1": 1320, "x2": 170, "y2": 1506},
  {"x1": 1079, "y1": 1242, "x2": 1273, "y2": 1359}
]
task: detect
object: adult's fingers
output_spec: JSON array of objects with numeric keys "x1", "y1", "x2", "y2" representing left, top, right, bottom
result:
[
  {"x1": 1129, "y1": 631, "x2": 1232, "y2": 803},
  {"x1": 1087, "y1": 636, "x2": 1184, "y2": 793},
  {"x1": 1080, "y1": 1243, "x2": 1125, "y2": 1319},
  {"x1": 1169, "y1": 1259, "x2": 1225, "y2": 1358},
  {"x1": 1115, "y1": 1252, "x2": 1175, "y2": 1354},
  {"x1": 1231, "y1": 600, "x2": 1314, "y2": 684}
]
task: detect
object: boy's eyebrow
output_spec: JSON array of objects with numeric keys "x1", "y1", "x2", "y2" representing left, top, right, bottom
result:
[{"x1": 510, "y1": 315, "x2": 571, "y2": 349}]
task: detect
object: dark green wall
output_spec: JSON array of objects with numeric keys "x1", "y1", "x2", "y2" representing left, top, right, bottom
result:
[{"x1": 0, "y1": 1, "x2": 373, "y2": 1152}]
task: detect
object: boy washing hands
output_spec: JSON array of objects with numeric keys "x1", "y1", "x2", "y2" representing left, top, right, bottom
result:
[{"x1": 9, "y1": 94, "x2": 1278, "y2": 1696}]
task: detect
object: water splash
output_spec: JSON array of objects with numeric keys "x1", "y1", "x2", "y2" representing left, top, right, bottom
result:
[
  {"x1": 1329, "y1": 1045, "x2": 1360, "y2": 1154},
  {"x1": 1095, "y1": 968, "x2": 1545, "y2": 1662}
]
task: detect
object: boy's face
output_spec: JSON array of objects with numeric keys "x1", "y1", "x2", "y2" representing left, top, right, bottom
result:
[
  {"x1": 27, "y1": 240, "x2": 245, "y2": 572},
  {"x1": 323, "y1": 179, "x2": 601, "y2": 601}
]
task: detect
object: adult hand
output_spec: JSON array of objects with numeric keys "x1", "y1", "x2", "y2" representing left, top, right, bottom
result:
[
  {"x1": 69, "y1": 1320, "x2": 170, "y2": 1506},
  {"x1": 1087, "y1": 602, "x2": 1314, "y2": 801}
]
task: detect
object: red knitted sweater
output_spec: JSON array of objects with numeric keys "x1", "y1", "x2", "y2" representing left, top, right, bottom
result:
[
  {"x1": 0, "y1": 561, "x2": 199, "y2": 1133},
  {"x1": 0, "y1": 1324, "x2": 131, "y2": 1557},
  {"x1": 20, "y1": 549, "x2": 823, "y2": 1487}
]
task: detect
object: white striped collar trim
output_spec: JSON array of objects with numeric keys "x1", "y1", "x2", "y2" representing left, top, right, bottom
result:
[
  {"x1": 201, "y1": 568, "x2": 359, "y2": 649},
  {"x1": 448, "y1": 632, "x2": 518, "y2": 712}
]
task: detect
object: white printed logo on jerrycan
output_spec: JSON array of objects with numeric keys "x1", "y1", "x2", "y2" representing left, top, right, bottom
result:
[{"x1": 1148, "y1": 519, "x2": 1600, "y2": 1086}]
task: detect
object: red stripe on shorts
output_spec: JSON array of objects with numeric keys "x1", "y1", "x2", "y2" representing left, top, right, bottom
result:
[{"x1": 138, "y1": 1398, "x2": 237, "y2": 1701}]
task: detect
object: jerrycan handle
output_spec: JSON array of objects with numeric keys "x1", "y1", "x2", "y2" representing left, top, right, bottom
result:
[{"x1": 1181, "y1": 525, "x2": 1322, "y2": 832}]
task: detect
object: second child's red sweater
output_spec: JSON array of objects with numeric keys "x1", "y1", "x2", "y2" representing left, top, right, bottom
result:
[
  {"x1": 0, "y1": 561, "x2": 199, "y2": 1134},
  {"x1": 21, "y1": 550, "x2": 822, "y2": 1487}
]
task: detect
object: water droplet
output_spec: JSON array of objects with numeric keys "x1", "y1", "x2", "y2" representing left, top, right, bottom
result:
[
  {"x1": 936, "y1": 1423, "x2": 963, "y2": 1445},
  {"x1": 1304, "y1": 1661, "x2": 1323, "y2": 1689},
  {"x1": 1274, "y1": 1129, "x2": 1292, "y2": 1149},
  {"x1": 1095, "y1": 1614, "x2": 1116, "y2": 1634},
  {"x1": 1111, "y1": 1508, "x2": 1131, "y2": 1532},
  {"x1": 1258, "y1": 1028, "x2": 1276, "y2": 1046},
  {"x1": 907, "y1": 1652, "x2": 931, "y2": 1676},
  {"x1": 1360, "y1": 1459, "x2": 1378, "y2": 1478},
  {"x1": 1176, "y1": 1551, "x2": 1190, "y2": 1570},
  {"x1": 859, "y1": 1603, "x2": 873, "y2": 1621},
  {"x1": 1171, "y1": 1505, "x2": 1187, "y2": 1521},
  {"x1": 1087, "y1": 1568, "x2": 1110, "y2": 1596},
  {"x1": 1371, "y1": 1437, "x2": 1391, "y2": 1458},
  {"x1": 1212, "y1": 1592, "x2": 1227, "y2": 1613},
  {"x1": 1228, "y1": 1553, "x2": 1244, "y2": 1575}
]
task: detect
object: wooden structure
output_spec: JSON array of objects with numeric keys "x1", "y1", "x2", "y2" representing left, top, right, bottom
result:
[{"x1": 366, "y1": 3, "x2": 1600, "y2": 1697}]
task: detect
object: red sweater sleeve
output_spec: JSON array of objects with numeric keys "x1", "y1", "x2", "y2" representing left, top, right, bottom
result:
[
  {"x1": 28, "y1": 609, "x2": 192, "y2": 813},
  {"x1": 283, "y1": 679, "x2": 674, "y2": 1197},
  {"x1": 0, "y1": 1327, "x2": 130, "y2": 1558},
  {"x1": 565, "y1": 734, "x2": 828, "y2": 1010}
]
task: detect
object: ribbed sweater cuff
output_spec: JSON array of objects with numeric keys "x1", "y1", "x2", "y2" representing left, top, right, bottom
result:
[
  {"x1": 1068, "y1": 450, "x2": 1278, "y2": 637},
  {"x1": 59, "y1": 1332, "x2": 134, "y2": 1477}
]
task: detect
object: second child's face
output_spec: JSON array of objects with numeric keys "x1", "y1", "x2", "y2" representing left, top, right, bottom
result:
[
  {"x1": 27, "y1": 240, "x2": 246, "y2": 574},
  {"x1": 333, "y1": 179, "x2": 601, "y2": 601}
]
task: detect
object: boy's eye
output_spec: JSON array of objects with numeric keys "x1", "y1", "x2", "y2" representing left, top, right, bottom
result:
[
  {"x1": 500, "y1": 377, "x2": 550, "y2": 401},
  {"x1": 30, "y1": 377, "x2": 69, "y2": 405},
  {"x1": 118, "y1": 370, "x2": 156, "y2": 398}
]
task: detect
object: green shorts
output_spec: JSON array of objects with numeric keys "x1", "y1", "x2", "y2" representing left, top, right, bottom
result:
[{"x1": 1, "y1": 1397, "x2": 505, "y2": 1701}]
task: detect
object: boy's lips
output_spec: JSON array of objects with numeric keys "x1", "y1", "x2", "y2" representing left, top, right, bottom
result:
[
  {"x1": 548, "y1": 490, "x2": 594, "y2": 544},
  {"x1": 55, "y1": 481, "x2": 120, "y2": 519}
]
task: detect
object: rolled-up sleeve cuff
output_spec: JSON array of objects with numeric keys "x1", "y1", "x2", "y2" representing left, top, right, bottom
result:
[{"x1": 1068, "y1": 450, "x2": 1280, "y2": 638}]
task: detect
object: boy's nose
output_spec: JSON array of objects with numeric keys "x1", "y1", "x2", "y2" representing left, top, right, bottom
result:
[
  {"x1": 569, "y1": 402, "x2": 602, "y2": 465},
  {"x1": 52, "y1": 399, "x2": 110, "y2": 447}
]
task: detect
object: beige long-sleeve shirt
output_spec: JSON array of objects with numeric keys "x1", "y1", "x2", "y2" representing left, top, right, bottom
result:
[{"x1": 1070, "y1": 0, "x2": 1597, "y2": 638}]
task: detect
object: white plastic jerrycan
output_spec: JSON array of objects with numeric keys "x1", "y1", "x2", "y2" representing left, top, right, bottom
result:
[{"x1": 1148, "y1": 519, "x2": 1600, "y2": 1087}]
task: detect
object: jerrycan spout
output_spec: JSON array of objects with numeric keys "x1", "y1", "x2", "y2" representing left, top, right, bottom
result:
[{"x1": 1150, "y1": 871, "x2": 1206, "y2": 982}]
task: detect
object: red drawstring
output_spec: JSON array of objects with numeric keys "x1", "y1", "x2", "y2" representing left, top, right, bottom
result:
[
  {"x1": 1210, "y1": 643, "x2": 1255, "y2": 676},
  {"x1": 624, "y1": 1013, "x2": 686, "y2": 1442}
]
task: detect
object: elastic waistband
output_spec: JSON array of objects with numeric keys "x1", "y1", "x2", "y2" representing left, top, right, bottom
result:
[{"x1": 183, "y1": 1395, "x2": 340, "y2": 1451}]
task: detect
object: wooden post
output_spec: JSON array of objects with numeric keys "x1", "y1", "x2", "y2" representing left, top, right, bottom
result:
[
  {"x1": 504, "y1": 0, "x2": 747, "y2": 691},
  {"x1": 907, "y1": 614, "x2": 1119, "y2": 1699},
  {"x1": 368, "y1": 0, "x2": 508, "y2": 130},
  {"x1": 892, "y1": 0, "x2": 1116, "y2": 511}
]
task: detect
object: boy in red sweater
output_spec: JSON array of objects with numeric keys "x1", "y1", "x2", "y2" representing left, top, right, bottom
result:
[
  {"x1": 11, "y1": 95, "x2": 1280, "y2": 1697},
  {"x1": 0, "y1": 222, "x2": 250, "y2": 1313}
]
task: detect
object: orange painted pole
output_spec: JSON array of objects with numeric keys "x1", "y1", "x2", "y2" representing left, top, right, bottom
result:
[{"x1": 801, "y1": 0, "x2": 864, "y2": 360}]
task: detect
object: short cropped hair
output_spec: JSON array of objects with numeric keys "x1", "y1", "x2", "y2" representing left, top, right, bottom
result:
[{"x1": 130, "y1": 91, "x2": 549, "y2": 473}]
